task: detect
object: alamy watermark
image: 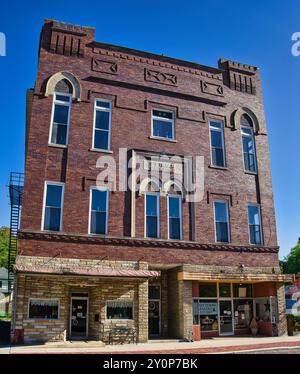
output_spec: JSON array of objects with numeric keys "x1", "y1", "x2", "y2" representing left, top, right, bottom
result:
[
  {"x1": 291, "y1": 32, "x2": 300, "y2": 56},
  {"x1": 94, "y1": 149, "x2": 205, "y2": 203},
  {"x1": 0, "y1": 32, "x2": 6, "y2": 56}
]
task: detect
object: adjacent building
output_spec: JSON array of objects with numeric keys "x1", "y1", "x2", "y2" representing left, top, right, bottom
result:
[{"x1": 11, "y1": 20, "x2": 293, "y2": 343}]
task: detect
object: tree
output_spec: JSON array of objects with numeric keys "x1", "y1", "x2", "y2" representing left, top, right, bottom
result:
[
  {"x1": 284, "y1": 243, "x2": 300, "y2": 274},
  {"x1": 0, "y1": 226, "x2": 10, "y2": 269}
]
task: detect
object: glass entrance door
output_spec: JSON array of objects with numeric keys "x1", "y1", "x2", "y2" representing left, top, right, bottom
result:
[
  {"x1": 219, "y1": 300, "x2": 233, "y2": 335},
  {"x1": 70, "y1": 298, "x2": 88, "y2": 339},
  {"x1": 148, "y1": 285, "x2": 161, "y2": 337}
]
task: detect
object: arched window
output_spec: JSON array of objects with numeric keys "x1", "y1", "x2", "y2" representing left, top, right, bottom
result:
[
  {"x1": 49, "y1": 80, "x2": 72, "y2": 146},
  {"x1": 241, "y1": 114, "x2": 257, "y2": 173}
]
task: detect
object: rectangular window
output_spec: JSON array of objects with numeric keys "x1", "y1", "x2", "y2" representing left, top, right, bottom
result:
[
  {"x1": 248, "y1": 204, "x2": 262, "y2": 244},
  {"x1": 214, "y1": 201, "x2": 230, "y2": 243},
  {"x1": 193, "y1": 299, "x2": 219, "y2": 332},
  {"x1": 168, "y1": 195, "x2": 182, "y2": 240},
  {"x1": 93, "y1": 100, "x2": 112, "y2": 151},
  {"x1": 209, "y1": 120, "x2": 226, "y2": 167},
  {"x1": 28, "y1": 299, "x2": 59, "y2": 319},
  {"x1": 145, "y1": 193, "x2": 159, "y2": 238},
  {"x1": 42, "y1": 182, "x2": 64, "y2": 231},
  {"x1": 199, "y1": 283, "x2": 217, "y2": 298},
  {"x1": 89, "y1": 188, "x2": 108, "y2": 235},
  {"x1": 233, "y1": 284, "x2": 253, "y2": 298},
  {"x1": 49, "y1": 93, "x2": 71, "y2": 146},
  {"x1": 241, "y1": 127, "x2": 257, "y2": 172},
  {"x1": 152, "y1": 109, "x2": 174, "y2": 140},
  {"x1": 106, "y1": 300, "x2": 133, "y2": 320}
]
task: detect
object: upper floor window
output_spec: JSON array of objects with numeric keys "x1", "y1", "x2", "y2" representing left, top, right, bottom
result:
[
  {"x1": 209, "y1": 120, "x2": 226, "y2": 167},
  {"x1": 214, "y1": 201, "x2": 230, "y2": 243},
  {"x1": 145, "y1": 193, "x2": 159, "y2": 238},
  {"x1": 247, "y1": 204, "x2": 262, "y2": 245},
  {"x1": 42, "y1": 182, "x2": 64, "y2": 231},
  {"x1": 152, "y1": 110, "x2": 175, "y2": 140},
  {"x1": 241, "y1": 114, "x2": 257, "y2": 173},
  {"x1": 93, "y1": 100, "x2": 112, "y2": 151},
  {"x1": 168, "y1": 195, "x2": 182, "y2": 240},
  {"x1": 49, "y1": 92, "x2": 72, "y2": 146},
  {"x1": 89, "y1": 188, "x2": 109, "y2": 235}
]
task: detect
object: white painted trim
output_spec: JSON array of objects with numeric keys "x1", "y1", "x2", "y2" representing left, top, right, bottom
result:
[
  {"x1": 48, "y1": 92, "x2": 72, "y2": 147},
  {"x1": 247, "y1": 203, "x2": 263, "y2": 245},
  {"x1": 92, "y1": 98, "x2": 112, "y2": 151},
  {"x1": 88, "y1": 186, "x2": 109, "y2": 235},
  {"x1": 213, "y1": 200, "x2": 230, "y2": 243},
  {"x1": 144, "y1": 192, "x2": 160, "y2": 239},
  {"x1": 167, "y1": 194, "x2": 182, "y2": 240},
  {"x1": 41, "y1": 181, "x2": 65, "y2": 232},
  {"x1": 209, "y1": 119, "x2": 226, "y2": 168},
  {"x1": 151, "y1": 108, "x2": 175, "y2": 140},
  {"x1": 70, "y1": 296, "x2": 89, "y2": 339}
]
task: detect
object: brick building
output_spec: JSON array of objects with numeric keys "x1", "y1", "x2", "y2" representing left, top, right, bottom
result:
[{"x1": 11, "y1": 19, "x2": 293, "y2": 343}]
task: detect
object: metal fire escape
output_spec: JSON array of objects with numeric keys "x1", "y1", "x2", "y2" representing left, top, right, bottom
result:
[{"x1": 8, "y1": 172, "x2": 24, "y2": 291}]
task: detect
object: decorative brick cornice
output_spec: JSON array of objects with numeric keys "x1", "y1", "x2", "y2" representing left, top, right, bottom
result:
[{"x1": 18, "y1": 230, "x2": 279, "y2": 254}]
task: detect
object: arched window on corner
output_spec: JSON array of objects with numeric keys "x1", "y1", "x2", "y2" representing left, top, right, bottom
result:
[
  {"x1": 49, "y1": 79, "x2": 73, "y2": 146},
  {"x1": 241, "y1": 114, "x2": 257, "y2": 173}
]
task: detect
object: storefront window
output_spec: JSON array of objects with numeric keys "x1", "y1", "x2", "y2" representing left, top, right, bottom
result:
[
  {"x1": 219, "y1": 283, "x2": 231, "y2": 297},
  {"x1": 255, "y1": 298, "x2": 271, "y2": 322},
  {"x1": 233, "y1": 299, "x2": 253, "y2": 329},
  {"x1": 106, "y1": 300, "x2": 133, "y2": 320},
  {"x1": 233, "y1": 284, "x2": 252, "y2": 298},
  {"x1": 199, "y1": 283, "x2": 217, "y2": 297},
  {"x1": 193, "y1": 299, "x2": 218, "y2": 331},
  {"x1": 28, "y1": 299, "x2": 59, "y2": 319}
]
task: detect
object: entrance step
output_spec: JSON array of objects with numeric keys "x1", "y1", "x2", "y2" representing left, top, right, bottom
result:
[
  {"x1": 43, "y1": 340, "x2": 105, "y2": 348},
  {"x1": 148, "y1": 338, "x2": 182, "y2": 344}
]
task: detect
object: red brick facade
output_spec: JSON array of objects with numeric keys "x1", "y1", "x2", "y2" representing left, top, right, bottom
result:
[{"x1": 12, "y1": 20, "x2": 291, "y2": 343}]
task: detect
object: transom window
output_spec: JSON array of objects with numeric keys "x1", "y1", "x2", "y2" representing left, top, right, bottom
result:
[
  {"x1": 145, "y1": 193, "x2": 159, "y2": 238},
  {"x1": 93, "y1": 100, "x2": 112, "y2": 151},
  {"x1": 152, "y1": 110, "x2": 175, "y2": 140},
  {"x1": 247, "y1": 204, "x2": 262, "y2": 245},
  {"x1": 42, "y1": 182, "x2": 64, "y2": 231},
  {"x1": 241, "y1": 114, "x2": 257, "y2": 172},
  {"x1": 214, "y1": 201, "x2": 230, "y2": 243},
  {"x1": 167, "y1": 195, "x2": 182, "y2": 240},
  {"x1": 49, "y1": 93, "x2": 72, "y2": 146},
  {"x1": 89, "y1": 188, "x2": 109, "y2": 235},
  {"x1": 209, "y1": 120, "x2": 226, "y2": 167}
]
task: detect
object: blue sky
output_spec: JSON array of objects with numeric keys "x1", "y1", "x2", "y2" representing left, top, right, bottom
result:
[{"x1": 0, "y1": 0, "x2": 299, "y2": 259}]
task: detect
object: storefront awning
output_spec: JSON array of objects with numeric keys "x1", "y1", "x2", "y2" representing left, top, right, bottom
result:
[
  {"x1": 177, "y1": 271, "x2": 294, "y2": 283},
  {"x1": 14, "y1": 264, "x2": 160, "y2": 279}
]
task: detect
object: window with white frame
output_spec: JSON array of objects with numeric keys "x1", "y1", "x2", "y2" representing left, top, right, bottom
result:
[
  {"x1": 106, "y1": 300, "x2": 133, "y2": 320},
  {"x1": 42, "y1": 182, "x2": 64, "y2": 231},
  {"x1": 93, "y1": 100, "x2": 112, "y2": 150},
  {"x1": 28, "y1": 299, "x2": 59, "y2": 319},
  {"x1": 168, "y1": 195, "x2": 182, "y2": 240},
  {"x1": 145, "y1": 193, "x2": 159, "y2": 238},
  {"x1": 89, "y1": 188, "x2": 109, "y2": 235},
  {"x1": 247, "y1": 204, "x2": 262, "y2": 245},
  {"x1": 241, "y1": 114, "x2": 257, "y2": 172},
  {"x1": 214, "y1": 201, "x2": 230, "y2": 243},
  {"x1": 49, "y1": 93, "x2": 72, "y2": 146},
  {"x1": 209, "y1": 120, "x2": 226, "y2": 167},
  {"x1": 152, "y1": 109, "x2": 174, "y2": 140}
]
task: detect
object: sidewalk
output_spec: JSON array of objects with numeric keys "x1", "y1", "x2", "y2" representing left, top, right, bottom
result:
[{"x1": 1, "y1": 335, "x2": 300, "y2": 354}]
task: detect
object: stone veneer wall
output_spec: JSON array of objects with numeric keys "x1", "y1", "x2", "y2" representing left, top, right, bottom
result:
[
  {"x1": 276, "y1": 282, "x2": 287, "y2": 336},
  {"x1": 13, "y1": 273, "x2": 148, "y2": 343}
]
